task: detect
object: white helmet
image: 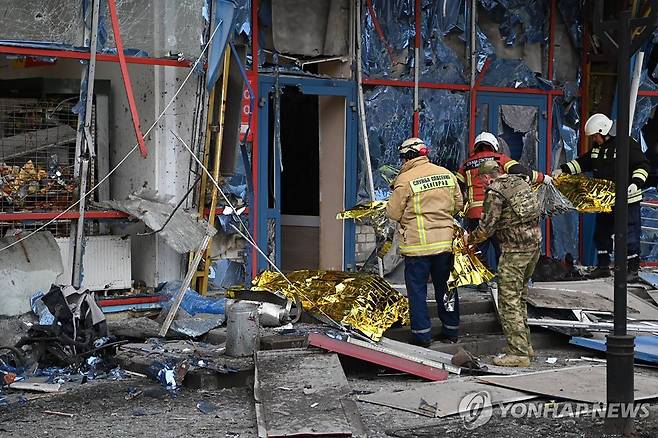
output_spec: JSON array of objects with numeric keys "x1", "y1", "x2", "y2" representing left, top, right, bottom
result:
[
  {"x1": 584, "y1": 113, "x2": 613, "y2": 136},
  {"x1": 399, "y1": 137, "x2": 428, "y2": 156},
  {"x1": 474, "y1": 132, "x2": 499, "y2": 152}
]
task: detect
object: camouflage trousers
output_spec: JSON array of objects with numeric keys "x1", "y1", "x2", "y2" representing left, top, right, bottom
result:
[{"x1": 497, "y1": 248, "x2": 540, "y2": 356}]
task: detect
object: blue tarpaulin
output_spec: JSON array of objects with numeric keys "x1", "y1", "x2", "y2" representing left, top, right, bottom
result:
[
  {"x1": 206, "y1": 0, "x2": 237, "y2": 91},
  {"x1": 478, "y1": 0, "x2": 548, "y2": 46},
  {"x1": 570, "y1": 336, "x2": 658, "y2": 364}
]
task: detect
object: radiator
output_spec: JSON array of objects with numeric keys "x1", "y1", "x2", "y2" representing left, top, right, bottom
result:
[{"x1": 56, "y1": 235, "x2": 131, "y2": 291}]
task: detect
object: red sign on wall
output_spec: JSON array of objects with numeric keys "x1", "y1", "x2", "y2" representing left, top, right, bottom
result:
[{"x1": 240, "y1": 72, "x2": 256, "y2": 142}]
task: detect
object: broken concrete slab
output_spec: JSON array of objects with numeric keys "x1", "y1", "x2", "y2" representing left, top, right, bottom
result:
[
  {"x1": 477, "y1": 365, "x2": 658, "y2": 403},
  {"x1": 358, "y1": 377, "x2": 536, "y2": 417},
  {"x1": 530, "y1": 279, "x2": 658, "y2": 321},
  {"x1": 254, "y1": 349, "x2": 357, "y2": 437},
  {"x1": 527, "y1": 287, "x2": 614, "y2": 312},
  {"x1": 102, "y1": 189, "x2": 216, "y2": 254},
  {"x1": 115, "y1": 340, "x2": 253, "y2": 389},
  {"x1": 0, "y1": 231, "x2": 63, "y2": 316}
]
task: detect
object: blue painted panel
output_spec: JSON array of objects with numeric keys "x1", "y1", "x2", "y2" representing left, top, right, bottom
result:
[{"x1": 570, "y1": 336, "x2": 658, "y2": 364}]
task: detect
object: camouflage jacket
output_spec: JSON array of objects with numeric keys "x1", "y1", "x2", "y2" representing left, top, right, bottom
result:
[{"x1": 470, "y1": 174, "x2": 542, "y2": 253}]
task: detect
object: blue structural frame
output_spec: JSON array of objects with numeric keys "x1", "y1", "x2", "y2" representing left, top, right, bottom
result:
[
  {"x1": 255, "y1": 75, "x2": 358, "y2": 272},
  {"x1": 475, "y1": 92, "x2": 548, "y2": 256}
]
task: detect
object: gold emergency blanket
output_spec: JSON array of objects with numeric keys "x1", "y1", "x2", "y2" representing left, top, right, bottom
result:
[
  {"x1": 252, "y1": 270, "x2": 409, "y2": 341},
  {"x1": 553, "y1": 174, "x2": 616, "y2": 213},
  {"x1": 449, "y1": 224, "x2": 495, "y2": 290},
  {"x1": 337, "y1": 201, "x2": 395, "y2": 260}
]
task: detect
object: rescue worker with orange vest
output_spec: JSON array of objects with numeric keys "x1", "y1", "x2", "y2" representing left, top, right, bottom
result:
[
  {"x1": 386, "y1": 138, "x2": 463, "y2": 347},
  {"x1": 553, "y1": 113, "x2": 649, "y2": 281},
  {"x1": 456, "y1": 132, "x2": 552, "y2": 269}
]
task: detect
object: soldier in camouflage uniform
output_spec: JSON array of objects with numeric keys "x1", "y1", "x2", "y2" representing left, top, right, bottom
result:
[{"x1": 467, "y1": 160, "x2": 541, "y2": 367}]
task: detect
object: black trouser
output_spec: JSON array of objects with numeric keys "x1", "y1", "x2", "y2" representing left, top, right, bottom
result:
[
  {"x1": 594, "y1": 202, "x2": 641, "y2": 268},
  {"x1": 467, "y1": 218, "x2": 501, "y2": 271}
]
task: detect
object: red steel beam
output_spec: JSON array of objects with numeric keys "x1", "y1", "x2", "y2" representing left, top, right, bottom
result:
[
  {"x1": 363, "y1": 77, "x2": 469, "y2": 90},
  {"x1": 0, "y1": 45, "x2": 192, "y2": 67},
  {"x1": 107, "y1": 0, "x2": 148, "y2": 158},
  {"x1": 0, "y1": 211, "x2": 129, "y2": 221},
  {"x1": 308, "y1": 333, "x2": 449, "y2": 381},
  {"x1": 365, "y1": 0, "x2": 395, "y2": 61},
  {"x1": 98, "y1": 295, "x2": 167, "y2": 306}
]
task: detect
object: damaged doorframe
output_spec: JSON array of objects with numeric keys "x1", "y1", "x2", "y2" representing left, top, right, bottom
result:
[{"x1": 254, "y1": 76, "x2": 358, "y2": 272}]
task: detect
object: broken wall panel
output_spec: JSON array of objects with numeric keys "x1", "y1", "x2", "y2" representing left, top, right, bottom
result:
[
  {"x1": 362, "y1": 0, "x2": 414, "y2": 79},
  {"x1": 0, "y1": 1, "x2": 85, "y2": 48},
  {"x1": 419, "y1": 0, "x2": 467, "y2": 83},
  {"x1": 481, "y1": 58, "x2": 551, "y2": 88},
  {"x1": 478, "y1": 0, "x2": 547, "y2": 47}
]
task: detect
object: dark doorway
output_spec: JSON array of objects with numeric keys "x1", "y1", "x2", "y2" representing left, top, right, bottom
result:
[{"x1": 269, "y1": 86, "x2": 320, "y2": 271}]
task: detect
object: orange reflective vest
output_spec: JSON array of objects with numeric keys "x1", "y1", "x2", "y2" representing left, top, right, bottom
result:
[{"x1": 456, "y1": 151, "x2": 545, "y2": 219}]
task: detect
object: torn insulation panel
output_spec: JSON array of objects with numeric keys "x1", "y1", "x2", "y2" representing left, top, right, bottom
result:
[
  {"x1": 481, "y1": 58, "x2": 551, "y2": 89},
  {"x1": 102, "y1": 189, "x2": 216, "y2": 254}
]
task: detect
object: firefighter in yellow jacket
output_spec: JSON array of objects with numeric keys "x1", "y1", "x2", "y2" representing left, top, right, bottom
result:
[{"x1": 386, "y1": 138, "x2": 463, "y2": 347}]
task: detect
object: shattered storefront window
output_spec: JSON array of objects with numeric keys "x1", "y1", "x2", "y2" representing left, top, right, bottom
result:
[
  {"x1": 550, "y1": 96, "x2": 579, "y2": 260},
  {"x1": 362, "y1": 0, "x2": 414, "y2": 79},
  {"x1": 0, "y1": 0, "x2": 207, "y2": 58},
  {"x1": 0, "y1": 1, "x2": 85, "y2": 48},
  {"x1": 358, "y1": 86, "x2": 467, "y2": 201},
  {"x1": 420, "y1": 0, "x2": 467, "y2": 83},
  {"x1": 498, "y1": 104, "x2": 538, "y2": 168},
  {"x1": 102, "y1": 0, "x2": 207, "y2": 58}
]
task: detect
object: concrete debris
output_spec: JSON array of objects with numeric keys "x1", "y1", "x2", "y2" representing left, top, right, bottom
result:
[
  {"x1": 102, "y1": 189, "x2": 216, "y2": 254},
  {"x1": 0, "y1": 231, "x2": 63, "y2": 317}
]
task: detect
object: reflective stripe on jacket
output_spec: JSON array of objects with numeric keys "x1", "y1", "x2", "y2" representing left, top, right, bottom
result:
[
  {"x1": 456, "y1": 151, "x2": 545, "y2": 219},
  {"x1": 386, "y1": 156, "x2": 463, "y2": 256},
  {"x1": 561, "y1": 136, "x2": 650, "y2": 204}
]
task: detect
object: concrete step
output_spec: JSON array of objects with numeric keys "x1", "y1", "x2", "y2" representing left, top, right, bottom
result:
[
  {"x1": 426, "y1": 298, "x2": 495, "y2": 316},
  {"x1": 424, "y1": 329, "x2": 570, "y2": 356},
  {"x1": 383, "y1": 312, "x2": 502, "y2": 342}
]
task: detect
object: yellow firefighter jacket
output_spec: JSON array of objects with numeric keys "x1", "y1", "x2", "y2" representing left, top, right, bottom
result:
[{"x1": 386, "y1": 156, "x2": 463, "y2": 256}]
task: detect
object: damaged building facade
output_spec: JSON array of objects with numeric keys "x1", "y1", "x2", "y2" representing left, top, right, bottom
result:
[{"x1": 0, "y1": 1, "x2": 657, "y2": 298}]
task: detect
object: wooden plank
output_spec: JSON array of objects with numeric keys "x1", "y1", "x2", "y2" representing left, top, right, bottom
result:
[
  {"x1": 308, "y1": 333, "x2": 448, "y2": 381},
  {"x1": 159, "y1": 234, "x2": 211, "y2": 337},
  {"x1": 477, "y1": 365, "x2": 658, "y2": 403},
  {"x1": 255, "y1": 349, "x2": 354, "y2": 437}
]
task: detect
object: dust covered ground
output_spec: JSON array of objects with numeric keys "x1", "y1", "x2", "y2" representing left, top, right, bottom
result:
[{"x1": 2, "y1": 347, "x2": 658, "y2": 437}]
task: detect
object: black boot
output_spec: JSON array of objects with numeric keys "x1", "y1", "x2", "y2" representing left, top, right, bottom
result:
[
  {"x1": 628, "y1": 255, "x2": 640, "y2": 283},
  {"x1": 589, "y1": 252, "x2": 611, "y2": 279}
]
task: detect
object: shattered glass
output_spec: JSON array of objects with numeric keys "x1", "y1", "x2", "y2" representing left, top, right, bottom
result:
[
  {"x1": 358, "y1": 86, "x2": 467, "y2": 202},
  {"x1": 557, "y1": 0, "x2": 582, "y2": 49},
  {"x1": 361, "y1": 0, "x2": 414, "y2": 79},
  {"x1": 101, "y1": 0, "x2": 207, "y2": 58},
  {"x1": 481, "y1": 58, "x2": 552, "y2": 89},
  {"x1": 478, "y1": 0, "x2": 548, "y2": 46},
  {"x1": 549, "y1": 96, "x2": 579, "y2": 259},
  {"x1": 634, "y1": 71, "x2": 658, "y2": 144},
  {"x1": 419, "y1": 0, "x2": 467, "y2": 83},
  {"x1": 0, "y1": 0, "x2": 85, "y2": 48},
  {"x1": 641, "y1": 188, "x2": 658, "y2": 261}
]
